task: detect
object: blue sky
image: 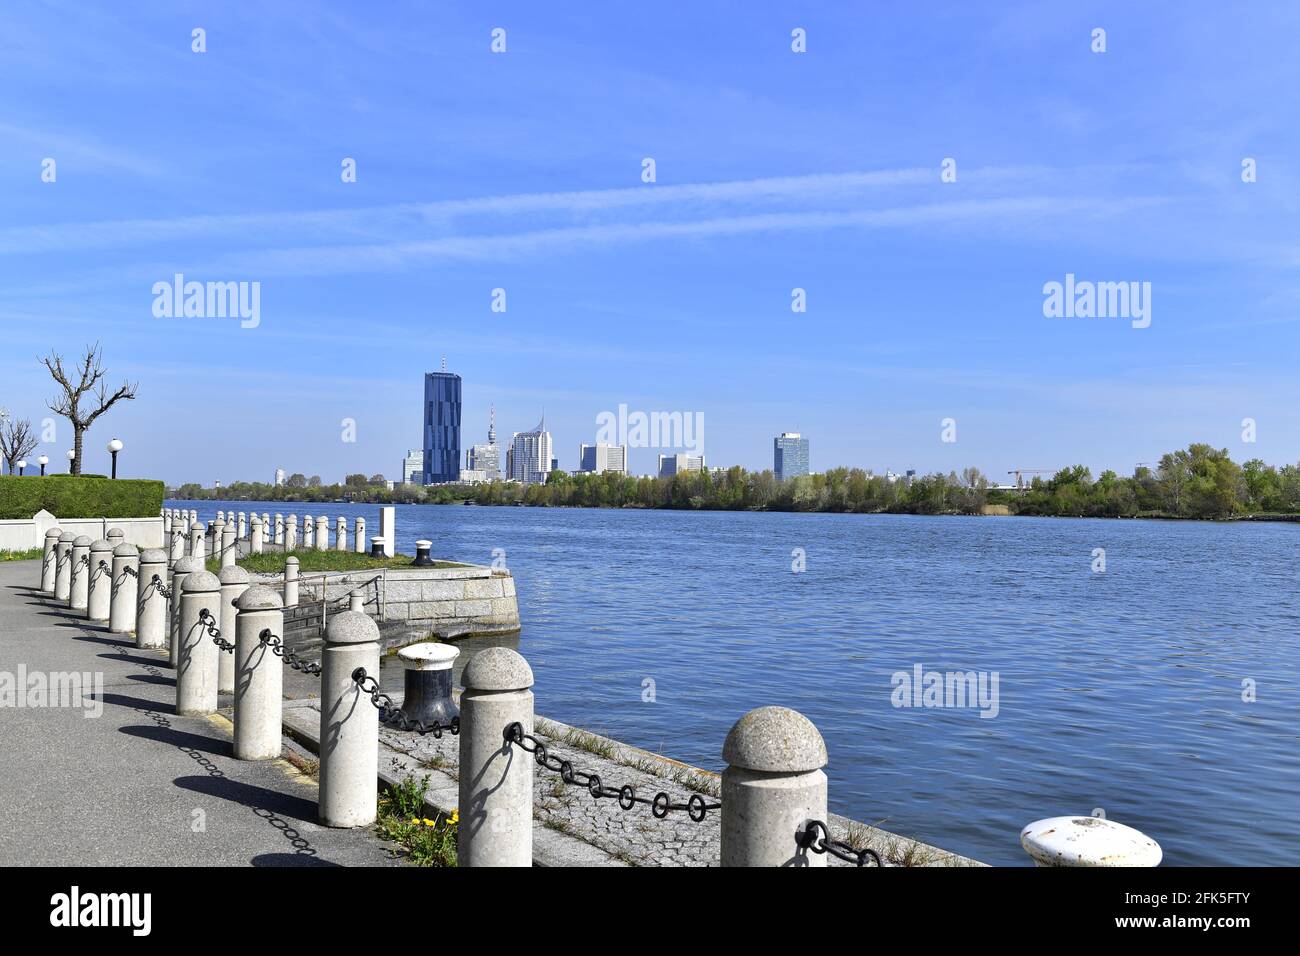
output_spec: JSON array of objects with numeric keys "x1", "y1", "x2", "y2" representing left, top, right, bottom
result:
[{"x1": 1, "y1": 1, "x2": 1297, "y2": 484}]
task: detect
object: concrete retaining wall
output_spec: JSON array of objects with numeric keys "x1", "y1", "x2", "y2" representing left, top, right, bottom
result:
[{"x1": 0, "y1": 509, "x2": 163, "y2": 551}]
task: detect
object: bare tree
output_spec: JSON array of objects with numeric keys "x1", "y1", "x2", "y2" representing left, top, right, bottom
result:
[
  {"x1": 42, "y1": 344, "x2": 137, "y2": 475},
  {"x1": 0, "y1": 416, "x2": 38, "y2": 474}
]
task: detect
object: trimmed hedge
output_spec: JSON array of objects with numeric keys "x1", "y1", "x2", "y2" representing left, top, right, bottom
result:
[{"x1": 0, "y1": 475, "x2": 165, "y2": 520}]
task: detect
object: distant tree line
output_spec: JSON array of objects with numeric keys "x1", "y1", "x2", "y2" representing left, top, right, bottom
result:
[{"x1": 168, "y1": 443, "x2": 1300, "y2": 521}]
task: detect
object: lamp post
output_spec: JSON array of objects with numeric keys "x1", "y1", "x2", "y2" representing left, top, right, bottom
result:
[
  {"x1": 38, "y1": 455, "x2": 48, "y2": 477},
  {"x1": 107, "y1": 438, "x2": 123, "y2": 479},
  {"x1": 66, "y1": 449, "x2": 75, "y2": 474},
  {"x1": 16, "y1": 459, "x2": 26, "y2": 476}
]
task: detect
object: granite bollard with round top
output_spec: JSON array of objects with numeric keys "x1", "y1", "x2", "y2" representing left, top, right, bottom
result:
[
  {"x1": 220, "y1": 522, "x2": 237, "y2": 569},
  {"x1": 353, "y1": 517, "x2": 365, "y2": 553},
  {"x1": 285, "y1": 515, "x2": 298, "y2": 550},
  {"x1": 336, "y1": 516, "x2": 348, "y2": 552},
  {"x1": 40, "y1": 528, "x2": 61, "y2": 594},
  {"x1": 135, "y1": 548, "x2": 170, "y2": 650},
  {"x1": 189, "y1": 521, "x2": 205, "y2": 560},
  {"x1": 69, "y1": 536, "x2": 93, "y2": 611},
  {"x1": 86, "y1": 539, "x2": 114, "y2": 622},
  {"x1": 396, "y1": 643, "x2": 459, "y2": 729},
  {"x1": 168, "y1": 556, "x2": 204, "y2": 667},
  {"x1": 210, "y1": 518, "x2": 226, "y2": 562},
  {"x1": 169, "y1": 525, "x2": 185, "y2": 566},
  {"x1": 237, "y1": 512, "x2": 246, "y2": 540},
  {"x1": 1020, "y1": 816, "x2": 1162, "y2": 867},
  {"x1": 303, "y1": 515, "x2": 314, "y2": 549},
  {"x1": 54, "y1": 531, "x2": 75, "y2": 601},
  {"x1": 720, "y1": 706, "x2": 829, "y2": 867},
  {"x1": 176, "y1": 571, "x2": 222, "y2": 716},
  {"x1": 283, "y1": 556, "x2": 300, "y2": 608},
  {"x1": 315, "y1": 515, "x2": 329, "y2": 551},
  {"x1": 459, "y1": 647, "x2": 535, "y2": 867},
  {"x1": 218, "y1": 566, "x2": 251, "y2": 694},
  {"x1": 233, "y1": 585, "x2": 285, "y2": 760},
  {"x1": 109, "y1": 543, "x2": 140, "y2": 634},
  {"x1": 274, "y1": 513, "x2": 283, "y2": 545},
  {"x1": 250, "y1": 515, "x2": 263, "y2": 554},
  {"x1": 106, "y1": 527, "x2": 125, "y2": 551},
  {"x1": 318, "y1": 611, "x2": 382, "y2": 827}
]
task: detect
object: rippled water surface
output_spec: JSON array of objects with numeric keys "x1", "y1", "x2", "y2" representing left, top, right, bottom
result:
[{"x1": 173, "y1": 501, "x2": 1300, "y2": 865}]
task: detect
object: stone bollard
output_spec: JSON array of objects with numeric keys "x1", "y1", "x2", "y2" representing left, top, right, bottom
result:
[
  {"x1": 86, "y1": 539, "x2": 114, "y2": 622},
  {"x1": 354, "y1": 517, "x2": 365, "y2": 554},
  {"x1": 163, "y1": 512, "x2": 172, "y2": 536},
  {"x1": 315, "y1": 515, "x2": 329, "y2": 551},
  {"x1": 237, "y1": 512, "x2": 247, "y2": 540},
  {"x1": 41, "y1": 528, "x2": 61, "y2": 594},
  {"x1": 1020, "y1": 816, "x2": 1162, "y2": 867},
  {"x1": 136, "y1": 549, "x2": 170, "y2": 650},
  {"x1": 109, "y1": 544, "x2": 140, "y2": 634},
  {"x1": 216, "y1": 510, "x2": 225, "y2": 524},
  {"x1": 303, "y1": 515, "x2": 314, "y2": 549},
  {"x1": 189, "y1": 521, "x2": 205, "y2": 560},
  {"x1": 220, "y1": 522, "x2": 237, "y2": 569},
  {"x1": 169, "y1": 556, "x2": 204, "y2": 668},
  {"x1": 283, "y1": 556, "x2": 300, "y2": 608},
  {"x1": 169, "y1": 527, "x2": 185, "y2": 567},
  {"x1": 318, "y1": 611, "x2": 381, "y2": 828},
  {"x1": 459, "y1": 647, "x2": 535, "y2": 867},
  {"x1": 250, "y1": 515, "x2": 264, "y2": 554},
  {"x1": 69, "y1": 536, "x2": 92, "y2": 611},
  {"x1": 54, "y1": 531, "x2": 75, "y2": 601},
  {"x1": 218, "y1": 566, "x2": 251, "y2": 695},
  {"x1": 262, "y1": 513, "x2": 270, "y2": 539},
  {"x1": 176, "y1": 571, "x2": 222, "y2": 716},
  {"x1": 179, "y1": 512, "x2": 191, "y2": 537},
  {"x1": 210, "y1": 518, "x2": 226, "y2": 562},
  {"x1": 233, "y1": 586, "x2": 285, "y2": 760},
  {"x1": 107, "y1": 527, "x2": 125, "y2": 551},
  {"x1": 721, "y1": 706, "x2": 828, "y2": 867},
  {"x1": 274, "y1": 513, "x2": 284, "y2": 545},
  {"x1": 286, "y1": 515, "x2": 299, "y2": 550},
  {"x1": 335, "y1": 517, "x2": 347, "y2": 551},
  {"x1": 189, "y1": 509, "x2": 197, "y2": 526},
  {"x1": 397, "y1": 644, "x2": 459, "y2": 728},
  {"x1": 349, "y1": 589, "x2": 364, "y2": 613}
]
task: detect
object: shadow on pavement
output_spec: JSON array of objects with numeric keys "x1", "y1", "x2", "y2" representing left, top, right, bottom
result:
[
  {"x1": 173, "y1": 774, "x2": 317, "y2": 821},
  {"x1": 100, "y1": 691, "x2": 175, "y2": 713},
  {"x1": 250, "y1": 853, "x2": 341, "y2": 867},
  {"x1": 121, "y1": 724, "x2": 231, "y2": 756}
]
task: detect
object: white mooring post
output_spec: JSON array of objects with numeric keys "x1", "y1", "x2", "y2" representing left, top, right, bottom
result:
[
  {"x1": 86, "y1": 540, "x2": 114, "y2": 622},
  {"x1": 1020, "y1": 816, "x2": 1162, "y2": 867},
  {"x1": 233, "y1": 585, "x2": 285, "y2": 760},
  {"x1": 218, "y1": 566, "x2": 251, "y2": 695},
  {"x1": 378, "y1": 506, "x2": 395, "y2": 557},
  {"x1": 336, "y1": 516, "x2": 348, "y2": 552},
  {"x1": 283, "y1": 556, "x2": 300, "y2": 608},
  {"x1": 110, "y1": 544, "x2": 140, "y2": 635},
  {"x1": 69, "y1": 536, "x2": 92, "y2": 611},
  {"x1": 318, "y1": 611, "x2": 381, "y2": 827},
  {"x1": 721, "y1": 706, "x2": 829, "y2": 867},
  {"x1": 237, "y1": 512, "x2": 247, "y2": 540},
  {"x1": 54, "y1": 531, "x2": 75, "y2": 601},
  {"x1": 302, "y1": 515, "x2": 314, "y2": 549},
  {"x1": 169, "y1": 557, "x2": 204, "y2": 667},
  {"x1": 286, "y1": 514, "x2": 299, "y2": 551},
  {"x1": 458, "y1": 647, "x2": 535, "y2": 867},
  {"x1": 210, "y1": 518, "x2": 226, "y2": 562},
  {"x1": 136, "y1": 549, "x2": 169, "y2": 650},
  {"x1": 169, "y1": 526, "x2": 185, "y2": 567},
  {"x1": 40, "y1": 527, "x2": 61, "y2": 594},
  {"x1": 176, "y1": 571, "x2": 222, "y2": 716},
  {"x1": 315, "y1": 515, "x2": 329, "y2": 551},
  {"x1": 274, "y1": 513, "x2": 284, "y2": 545},
  {"x1": 354, "y1": 517, "x2": 365, "y2": 554},
  {"x1": 220, "y1": 522, "x2": 237, "y2": 569},
  {"x1": 189, "y1": 521, "x2": 205, "y2": 560},
  {"x1": 250, "y1": 515, "x2": 264, "y2": 554}
]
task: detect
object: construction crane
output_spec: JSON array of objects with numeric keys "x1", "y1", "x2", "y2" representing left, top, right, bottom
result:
[{"x1": 1007, "y1": 469, "x2": 1052, "y2": 489}]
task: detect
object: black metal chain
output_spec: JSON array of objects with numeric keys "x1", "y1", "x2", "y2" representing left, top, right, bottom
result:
[
  {"x1": 123, "y1": 565, "x2": 137, "y2": 578},
  {"x1": 152, "y1": 575, "x2": 172, "y2": 599},
  {"x1": 258, "y1": 630, "x2": 323, "y2": 676},
  {"x1": 197, "y1": 608, "x2": 236, "y2": 654},
  {"x1": 798, "y1": 819, "x2": 883, "y2": 867},
  {"x1": 351, "y1": 667, "x2": 459, "y2": 738},
  {"x1": 503, "y1": 722, "x2": 720, "y2": 822}
]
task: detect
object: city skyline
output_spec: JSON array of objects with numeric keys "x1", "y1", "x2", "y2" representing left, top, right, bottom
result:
[{"x1": 2, "y1": 4, "x2": 1297, "y2": 487}]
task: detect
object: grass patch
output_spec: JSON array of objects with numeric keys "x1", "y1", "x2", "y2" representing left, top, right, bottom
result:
[
  {"x1": 203, "y1": 549, "x2": 466, "y2": 574},
  {"x1": 376, "y1": 774, "x2": 458, "y2": 867},
  {"x1": 0, "y1": 547, "x2": 44, "y2": 561}
]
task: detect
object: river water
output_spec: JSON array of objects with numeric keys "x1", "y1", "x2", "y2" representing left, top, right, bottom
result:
[{"x1": 170, "y1": 500, "x2": 1300, "y2": 865}]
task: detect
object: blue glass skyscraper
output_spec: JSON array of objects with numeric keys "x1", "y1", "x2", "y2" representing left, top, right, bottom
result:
[
  {"x1": 423, "y1": 369, "x2": 462, "y2": 484},
  {"x1": 773, "y1": 432, "x2": 810, "y2": 481}
]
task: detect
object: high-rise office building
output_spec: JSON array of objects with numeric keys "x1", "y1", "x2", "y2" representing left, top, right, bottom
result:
[
  {"x1": 422, "y1": 366, "x2": 461, "y2": 485},
  {"x1": 657, "y1": 453, "x2": 706, "y2": 478},
  {"x1": 579, "y1": 443, "x2": 628, "y2": 475},
  {"x1": 466, "y1": 406, "x2": 501, "y2": 480},
  {"x1": 509, "y1": 416, "x2": 553, "y2": 485},
  {"x1": 774, "y1": 432, "x2": 810, "y2": 481},
  {"x1": 274, "y1": 468, "x2": 286, "y2": 487},
  {"x1": 402, "y1": 449, "x2": 425, "y2": 485}
]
